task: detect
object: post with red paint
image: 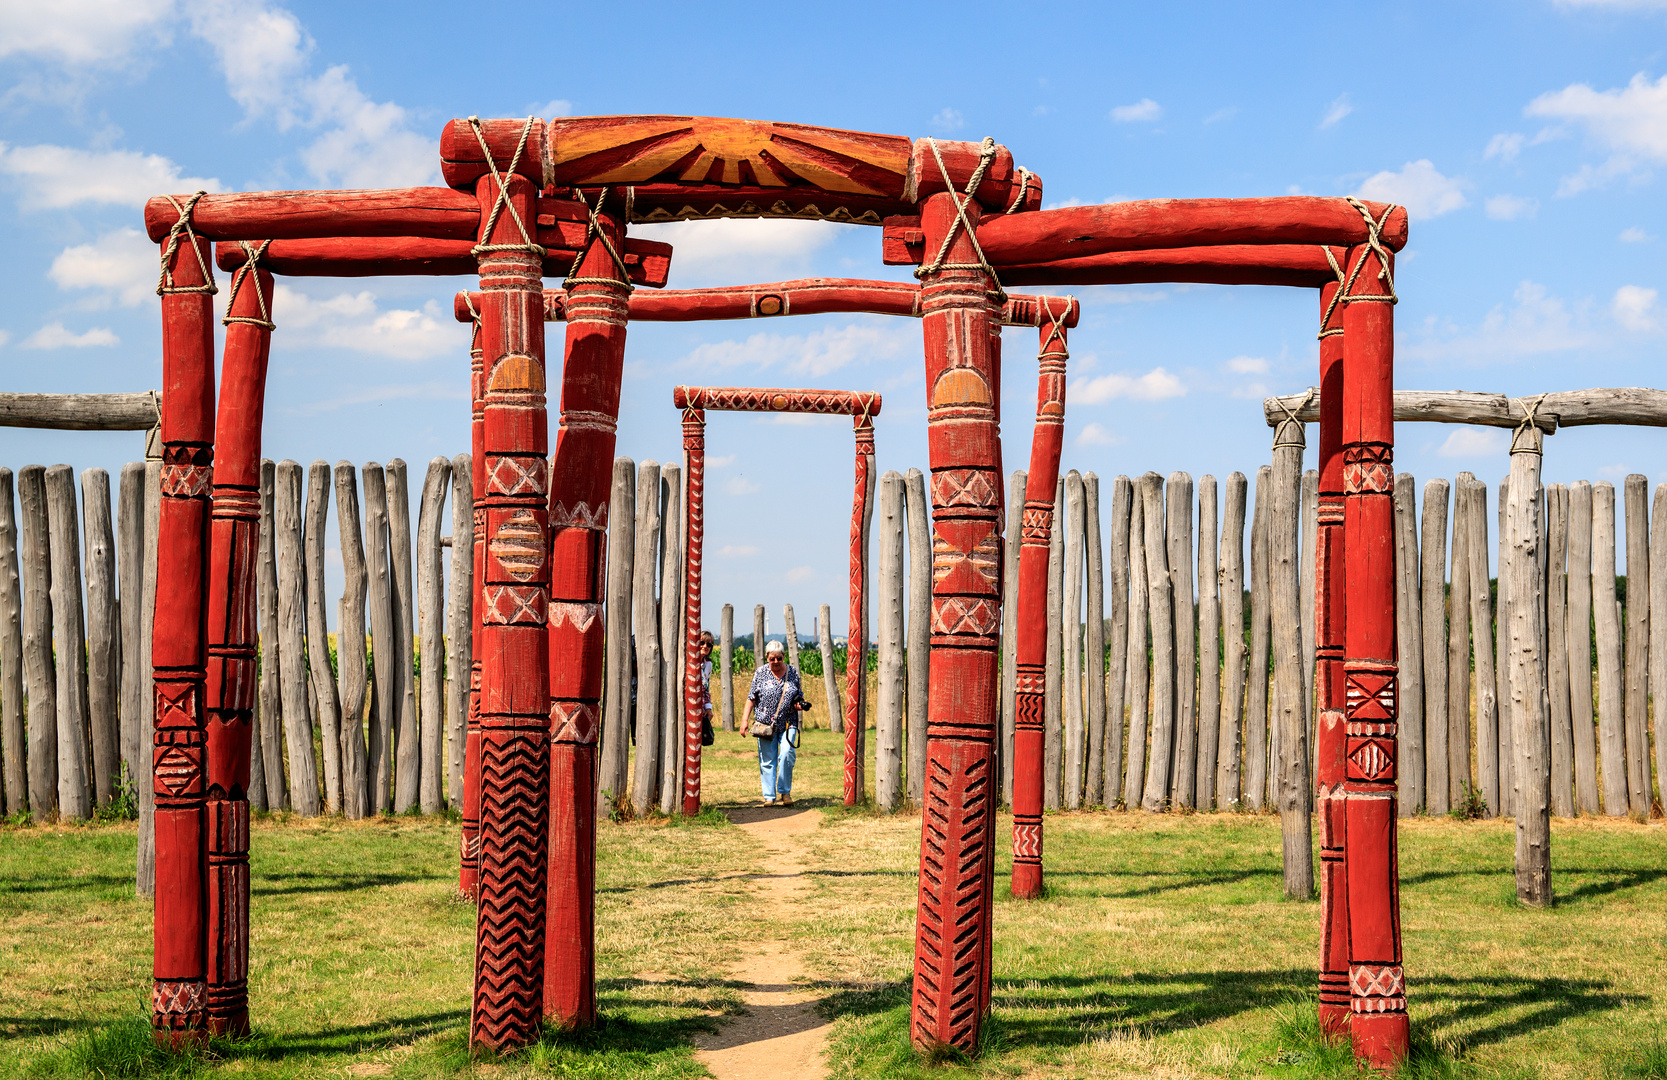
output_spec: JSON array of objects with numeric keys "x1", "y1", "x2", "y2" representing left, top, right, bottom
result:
[
  {"x1": 845, "y1": 414, "x2": 875, "y2": 805},
  {"x1": 681, "y1": 407, "x2": 707, "y2": 816},
  {"x1": 461, "y1": 308, "x2": 485, "y2": 900}
]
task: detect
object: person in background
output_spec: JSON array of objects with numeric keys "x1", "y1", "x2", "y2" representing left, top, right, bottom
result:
[
  {"x1": 741, "y1": 639, "x2": 807, "y2": 805},
  {"x1": 696, "y1": 630, "x2": 715, "y2": 743}
]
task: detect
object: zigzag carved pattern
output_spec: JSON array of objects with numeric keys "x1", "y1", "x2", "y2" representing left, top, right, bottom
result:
[
  {"x1": 472, "y1": 730, "x2": 547, "y2": 1048},
  {"x1": 913, "y1": 752, "x2": 991, "y2": 1052}
]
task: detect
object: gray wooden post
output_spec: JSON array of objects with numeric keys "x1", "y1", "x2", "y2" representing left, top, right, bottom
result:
[
  {"x1": 601, "y1": 457, "x2": 636, "y2": 812},
  {"x1": 1299, "y1": 468, "x2": 1318, "y2": 773},
  {"x1": 1270, "y1": 418, "x2": 1310, "y2": 898},
  {"x1": 1141, "y1": 471, "x2": 1175, "y2": 812},
  {"x1": 19, "y1": 466, "x2": 55, "y2": 820},
  {"x1": 138, "y1": 459, "x2": 159, "y2": 890},
  {"x1": 416, "y1": 456, "x2": 451, "y2": 815},
  {"x1": 82, "y1": 468, "x2": 118, "y2": 806},
  {"x1": 335, "y1": 462, "x2": 369, "y2": 819},
  {"x1": 46, "y1": 465, "x2": 91, "y2": 820},
  {"x1": 1104, "y1": 475, "x2": 1132, "y2": 806},
  {"x1": 783, "y1": 604, "x2": 800, "y2": 671},
  {"x1": 1000, "y1": 469, "x2": 1025, "y2": 803},
  {"x1": 1063, "y1": 470, "x2": 1086, "y2": 809},
  {"x1": 304, "y1": 461, "x2": 343, "y2": 814},
  {"x1": 1447, "y1": 473, "x2": 1474, "y2": 807},
  {"x1": 1045, "y1": 475, "x2": 1065, "y2": 810},
  {"x1": 1466, "y1": 477, "x2": 1500, "y2": 815},
  {"x1": 447, "y1": 453, "x2": 473, "y2": 811},
  {"x1": 1167, "y1": 471, "x2": 1196, "y2": 810},
  {"x1": 1547, "y1": 485, "x2": 1574, "y2": 817},
  {"x1": 1652, "y1": 482, "x2": 1667, "y2": 812},
  {"x1": 1567, "y1": 480, "x2": 1599, "y2": 813},
  {"x1": 874, "y1": 471, "x2": 905, "y2": 811},
  {"x1": 275, "y1": 462, "x2": 321, "y2": 815},
  {"x1": 1420, "y1": 479, "x2": 1451, "y2": 815},
  {"x1": 1393, "y1": 473, "x2": 1424, "y2": 816},
  {"x1": 117, "y1": 463, "x2": 146, "y2": 801},
  {"x1": 753, "y1": 604, "x2": 766, "y2": 674},
  {"x1": 1506, "y1": 423, "x2": 1552, "y2": 903},
  {"x1": 1123, "y1": 483, "x2": 1149, "y2": 809},
  {"x1": 363, "y1": 463, "x2": 396, "y2": 813},
  {"x1": 386, "y1": 459, "x2": 420, "y2": 814},
  {"x1": 718, "y1": 604, "x2": 734, "y2": 732},
  {"x1": 629, "y1": 460, "x2": 662, "y2": 815},
  {"x1": 1592, "y1": 481, "x2": 1627, "y2": 815},
  {"x1": 1196, "y1": 475, "x2": 1220, "y2": 810},
  {"x1": 1623, "y1": 474, "x2": 1651, "y2": 817},
  {"x1": 257, "y1": 461, "x2": 287, "y2": 812},
  {"x1": 817, "y1": 603, "x2": 838, "y2": 734},
  {"x1": 658, "y1": 465, "x2": 684, "y2": 816},
  {"x1": 904, "y1": 468, "x2": 930, "y2": 806},
  {"x1": 1245, "y1": 466, "x2": 1271, "y2": 811},
  {"x1": 1497, "y1": 476, "x2": 1514, "y2": 817},
  {"x1": 0, "y1": 470, "x2": 24, "y2": 815},
  {"x1": 1084, "y1": 473, "x2": 1107, "y2": 807},
  {"x1": 1218, "y1": 472, "x2": 1248, "y2": 809}
]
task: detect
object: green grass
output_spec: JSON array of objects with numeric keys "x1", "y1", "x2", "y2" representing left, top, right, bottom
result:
[{"x1": 2, "y1": 729, "x2": 1665, "y2": 1078}]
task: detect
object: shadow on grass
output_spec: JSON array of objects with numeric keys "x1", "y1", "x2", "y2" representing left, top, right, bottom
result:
[{"x1": 249, "y1": 871, "x2": 440, "y2": 896}]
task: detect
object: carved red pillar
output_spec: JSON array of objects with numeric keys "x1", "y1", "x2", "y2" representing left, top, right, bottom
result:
[
  {"x1": 1315, "y1": 272, "x2": 1349, "y2": 1036},
  {"x1": 461, "y1": 308, "x2": 485, "y2": 900},
  {"x1": 1011, "y1": 313, "x2": 1067, "y2": 900},
  {"x1": 910, "y1": 187, "x2": 1002, "y2": 1054},
  {"x1": 471, "y1": 163, "x2": 550, "y2": 1050},
  {"x1": 203, "y1": 244, "x2": 274, "y2": 1037},
  {"x1": 1339, "y1": 223, "x2": 1409, "y2": 1067},
  {"x1": 844, "y1": 415, "x2": 875, "y2": 805},
  {"x1": 681, "y1": 407, "x2": 706, "y2": 816},
  {"x1": 151, "y1": 197, "x2": 217, "y2": 1045},
  {"x1": 544, "y1": 192, "x2": 629, "y2": 1030}
]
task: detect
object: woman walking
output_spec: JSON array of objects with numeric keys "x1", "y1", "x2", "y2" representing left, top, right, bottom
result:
[{"x1": 742, "y1": 639, "x2": 807, "y2": 805}]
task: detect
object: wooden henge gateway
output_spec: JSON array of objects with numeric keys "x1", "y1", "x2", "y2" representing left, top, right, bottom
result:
[{"x1": 143, "y1": 112, "x2": 1410, "y2": 1065}]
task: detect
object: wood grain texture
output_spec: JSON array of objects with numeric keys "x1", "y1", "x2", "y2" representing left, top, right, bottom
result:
[
  {"x1": 1447, "y1": 474, "x2": 1474, "y2": 807},
  {"x1": 817, "y1": 604, "x2": 839, "y2": 736},
  {"x1": 875, "y1": 472, "x2": 905, "y2": 812},
  {"x1": 1167, "y1": 473, "x2": 1196, "y2": 810},
  {"x1": 1393, "y1": 474, "x2": 1424, "y2": 816},
  {"x1": 18, "y1": 467, "x2": 55, "y2": 820},
  {"x1": 362, "y1": 464, "x2": 396, "y2": 814},
  {"x1": 256, "y1": 463, "x2": 287, "y2": 812},
  {"x1": 1218, "y1": 473, "x2": 1247, "y2": 809},
  {"x1": 1124, "y1": 490, "x2": 1150, "y2": 810},
  {"x1": 304, "y1": 462, "x2": 341, "y2": 814},
  {"x1": 1592, "y1": 482, "x2": 1626, "y2": 815},
  {"x1": 0, "y1": 470, "x2": 24, "y2": 815},
  {"x1": 1105, "y1": 476, "x2": 1133, "y2": 806},
  {"x1": 1245, "y1": 467, "x2": 1271, "y2": 812},
  {"x1": 118, "y1": 463, "x2": 146, "y2": 805},
  {"x1": 1141, "y1": 472, "x2": 1175, "y2": 812},
  {"x1": 1466, "y1": 478, "x2": 1500, "y2": 816},
  {"x1": 416, "y1": 457, "x2": 451, "y2": 815},
  {"x1": 1506, "y1": 430, "x2": 1552, "y2": 904},
  {"x1": 0, "y1": 392, "x2": 160, "y2": 430},
  {"x1": 658, "y1": 466, "x2": 683, "y2": 817},
  {"x1": 273, "y1": 463, "x2": 319, "y2": 816},
  {"x1": 1547, "y1": 485, "x2": 1573, "y2": 818},
  {"x1": 1084, "y1": 474, "x2": 1107, "y2": 807},
  {"x1": 1420, "y1": 480, "x2": 1451, "y2": 815},
  {"x1": 1622, "y1": 475, "x2": 1650, "y2": 818},
  {"x1": 1063, "y1": 472, "x2": 1086, "y2": 809},
  {"x1": 629, "y1": 461, "x2": 662, "y2": 815},
  {"x1": 145, "y1": 187, "x2": 481, "y2": 243},
  {"x1": 1045, "y1": 477, "x2": 1064, "y2": 812},
  {"x1": 1000, "y1": 469, "x2": 1024, "y2": 804},
  {"x1": 1269, "y1": 421, "x2": 1309, "y2": 899},
  {"x1": 1264, "y1": 389, "x2": 1561, "y2": 430},
  {"x1": 222, "y1": 234, "x2": 670, "y2": 287},
  {"x1": 905, "y1": 468, "x2": 931, "y2": 806},
  {"x1": 1299, "y1": 469, "x2": 1317, "y2": 805},
  {"x1": 138, "y1": 459, "x2": 159, "y2": 894},
  {"x1": 334, "y1": 463, "x2": 368, "y2": 819},
  {"x1": 386, "y1": 459, "x2": 420, "y2": 814},
  {"x1": 448, "y1": 453, "x2": 473, "y2": 812},
  {"x1": 46, "y1": 464, "x2": 91, "y2": 820},
  {"x1": 1652, "y1": 483, "x2": 1667, "y2": 812},
  {"x1": 82, "y1": 468, "x2": 119, "y2": 806},
  {"x1": 1566, "y1": 481, "x2": 1599, "y2": 814},
  {"x1": 601, "y1": 458, "x2": 636, "y2": 810}
]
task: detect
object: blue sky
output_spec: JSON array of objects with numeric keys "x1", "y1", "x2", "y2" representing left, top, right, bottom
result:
[{"x1": 0, "y1": 0, "x2": 1664, "y2": 631}]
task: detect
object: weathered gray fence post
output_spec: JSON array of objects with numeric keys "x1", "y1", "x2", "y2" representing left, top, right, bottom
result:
[
  {"x1": 904, "y1": 467, "x2": 930, "y2": 805},
  {"x1": 658, "y1": 464, "x2": 684, "y2": 816},
  {"x1": 416, "y1": 456, "x2": 451, "y2": 815},
  {"x1": 19, "y1": 467, "x2": 55, "y2": 820},
  {"x1": 1045, "y1": 475, "x2": 1064, "y2": 811},
  {"x1": 335, "y1": 462, "x2": 368, "y2": 819},
  {"x1": 1592, "y1": 481, "x2": 1626, "y2": 815},
  {"x1": 1393, "y1": 473, "x2": 1424, "y2": 816},
  {"x1": 138, "y1": 458, "x2": 159, "y2": 890},
  {"x1": 1141, "y1": 471, "x2": 1175, "y2": 812},
  {"x1": 1299, "y1": 469, "x2": 1317, "y2": 771},
  {"x1": 1652, "y1": 482, "x2": 1667, "y2": 813},
  {"x1": 1506, "y1": 422, "x2": 1551, "y2": 904},
  {"x1": 447, "y1": 453, "x2": 473, "y2": 811},
  {"x1": 1547, "y1": 484, "x2": 1574, "y2": 818},
  {"x1": 1270, "y1": 416, "x2": 1310, "y2": 897},
  {"x1": 1084, "y1": 473, "x2": 1107, "y2": 807},
  {"x1": 386, "y1": 459, "x2": 420, "y2": 814},
  {"x1": 874, "y1": 471, "x2": 905, "y2": 811},
  {"x1": 1218, "y1": 472, "x2": 1248, "y2": 809},
  {"x1": 601, "y1": 457, "x2": 636, "y2": 812},
  {"x1": 258, "y1": 461, "x2": 288, "y2": 811},
  {"x1": 718, "y1": 604, "x2": 735, "y2": 732},
  {"x1": 1123, "y1": 488, "x2": 1149, "y2": 809},
  {"x1": 1447, "y1": 473, "x2": 1474, "y2": 807},
  {"x1": 1195, "y1": 475, "x2": 1220, "y2": 810},
  {"x1": 0, "y1": 470, "x2": 24, "y2": 815},
  {"x1": 1466, "y1": 477, "x2": 1500, "y2": 815},
  {"x1": 275, "y1": 461, "x2": 321, "y2": 815},
  {"x1": 82, "y1": 468, "x2": 118, "y2": 806},
  {"x1": 1420, "y1": 479, "x2": 1451, "y2": 815},
  {"x1": 1104, "y1": 475, "x2": 1132, "y2": 806},
  {"x1": 1063, "y1": 470, "x2": 1086, "y2": 809},
  {"x1": 363, "y1": 462, "x2": 396, "y2": 813},
  {"x1": 305, "y1": 461, "x2": 343, "y2": 813},
  {"x1": 1167, "y1": 471, "x2": 1196, "y2": 810},
  {"x1": 1567, "y1": 481, "x2": 1599, "y2": 814},
  {"x1": 45, "y1": 465, "x2": 90, "y2": 820},
  {"x1": 1245, "y1": 466, "x2": 1272, "y2": 812},
  {"x1": 117, "y1": 463, "x2": 146, "y2": 801},
  {"x1": 783, "y1": 604, "x2": 800, "y2": 672},
  {"x1": 1000, "y1": 469, "x2": 1025, "y2": 803},
  {"x1": 1622, "y1": 474, "x2": 1651, "y2": 818},
  {"x1": 817, "y1": 603, "x2": 838, "y2": 734},
  {"x1": 1498, "y1": 475, "x2": 1514, "y2": 818},
  {"x1": 630, "y1": 460, "x2": 663, "y2": 815},
  {"x1": 753, "y1": 604, "x2": 766, "y2": 674}
]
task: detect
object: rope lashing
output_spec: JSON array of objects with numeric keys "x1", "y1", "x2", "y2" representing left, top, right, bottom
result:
[
  {"x1": 468, "y1": 115, "x2": 547, "y2": 260},
  {"x1": 1317, "y1": 245, "x2": 1348, "y2": 339},
  {"x1": 914, "y1": 136, "x2": 1008, "y2": 303},
  {"x1": 1005, "y1": 167, "x2": 1032, "y2": 214},
  {"x1": 1511, "y1": 392, "x2": 1550, "y2": 455},
  {"x1": 222, "y1": 241, "x2": 275, "y2": 330},
  {"x1": 1272, "y1": 388, "x2": 1314, "y2": 450},
  {"x1": 1037, "y1": 299, "x2": 1070, "y2": 363},
  {"x1": 564, "y1": 185, "x2": 633, "y2": 291},
  {"x1": 156, "y1": 191, "x2": 218, "y2": 296},
  {"x1": 1336, "y1": 196, "x2": 1399, "y2": 306}
]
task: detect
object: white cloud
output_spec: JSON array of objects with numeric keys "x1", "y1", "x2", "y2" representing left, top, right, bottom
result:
[
  {"x1": 1527, "y1": 73, "x2": 1667, "y2": 192},
  {"x1": 1621, "y1": 226, "x2": 1652, "y2": 242},
  {"x1": 784, "y1": 566, "x2": 815, "y2": 584},
  {"x1": 1225, "y1": 355, "x2": 1268, "y2": 374},
  {"x1": 1438, "y1": 428, "x2": 1508, "y2": 458},
  {"x1": 1485, "y1": 132, "x2": 1525, "y2": 161},
  {"x1": 1231, "y1": 381, "x2": 1271, "y2": 400},
  {"x1": 0, "y1": 331, "x2": 9, "y2": 349},
  {"x1": 1613, "y1": 284, "x2": 1659, "y2": 330},
  {"x1": 1203, "y1": 107, "x2": 1238, "y2": 125},
  {"x1": 632, "y1": 217, "x2": 853, "y2": 287},
  {"x1": 289, "y1": 380, "x2": 464, "y2": 416},
  {"x1": 49, "y1": 228, "x2": 156, "y2": 306},
  {"x1": 0, "y1": 0, "x2": 175, "y2": 65},
  {"x1": 931, "y1": 107, "x2": 965, "y2": 132},
  {"x1": 531, "y1": 99, "x2": 572, "y2": 118},
  {"x1": 707, "y1": 454, "x2": 737, "y2": 468},
  {"x1": 718, "y1": 544, "x2": 760, "y2": 557},
  {"x1": 1076, "y1": 422, "x2": 1123, "y2": 447},
  {"x1": 1485, "y1": 194, "x2": 1539, "y2": 220},
  {"x1": 679, "y1": 321, "x2": 912, "y2": 379},
  {"x1": 1319, "y1": 94, "x2": 1352, "y2": 129},
  {"x1": 1074, "y1": 366, "x2": 1185, "y2": 404},
  {"x1": 274, "y1": 285, "x2": 457, "y2": 360},
  {"x1": 1402, "y1": 280, "x2": 1597, "y2": 363},
  {"x1": 0, "y1": 143, "x2": 223, "y2": 209},
  {"x1": 723, "y1": 476, "x2": 761, "y2": 496},
  {"x1": 1111, "y1": 98, "x2": 1162, "y2": 123},
  {"x1": 1354, "y1": 160, "x2": 1468, "y2": 219},
  {"x1": 23, "y1": 322, "x2": 118, "y2": 349}
]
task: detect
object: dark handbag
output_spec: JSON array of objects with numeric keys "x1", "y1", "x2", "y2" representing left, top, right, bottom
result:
[{"x1": 700, "y1": 715, "x2": 715, "y2": 746}]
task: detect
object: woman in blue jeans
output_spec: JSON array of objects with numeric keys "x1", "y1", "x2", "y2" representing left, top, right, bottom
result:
[{"x1": 741, "y1": 640, "x2": 807, "y2": 805}]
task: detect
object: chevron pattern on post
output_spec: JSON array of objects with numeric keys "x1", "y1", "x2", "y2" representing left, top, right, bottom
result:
[
  {"x1": 912, "y1": 748, "x2": 992, "y2": 1051},
  {"x1": 473, "y1": 729, "x2": 548, "y2": 1048}
]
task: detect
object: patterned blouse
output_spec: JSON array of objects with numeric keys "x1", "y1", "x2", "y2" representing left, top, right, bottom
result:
[{"x1": 747, "y1": 664, "x2": 802, "y2": 729}]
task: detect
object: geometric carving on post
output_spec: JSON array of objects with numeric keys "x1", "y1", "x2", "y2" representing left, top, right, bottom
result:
[
  {"x1": 470, "y1": 137, "x2": 550, "y2": 1050},
  {"x1": 460, "y1": 303, "x2": 486, "y2": 900},
  {"x1": 545, "y1": 189, "x2": 628, "y2": 1032},
  {"x1": 1010, "y1": 300, "x2": 1074, "y2": 901},
  {"x1": 910, "y1": 158, "x2": 1003, "y2": 1055},
  {"x1": 152, "y1": 194, "x2": 217, "y2": 1046},
  {"x1": 1337, "y1": 212, "x2": 1410, "y2": 1068},
  {"x1": 669, "y1": 385, "x2": 883, "y2": 809}
]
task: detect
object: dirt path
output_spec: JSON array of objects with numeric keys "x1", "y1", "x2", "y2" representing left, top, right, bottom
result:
[{"x1": 694, "y1": 806, "x2": 831, "y2": 1080}]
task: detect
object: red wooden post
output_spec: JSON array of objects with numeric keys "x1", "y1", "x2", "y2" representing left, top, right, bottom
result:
[
  {"x1": 202, "y1": 244, "x2": 274, "y2": 1037},
  {"x1": 1314, "y1": 271, "x2": 1350, "y2": 1036},
  {"x1": 545, "y1": 191, "x2": 630, "y2": 1030},
  {"x1": 1339, "y1": 213, "x2": 1409, "y2": 1068},
  {"x1": 845, "y1": 414, "x2": 875, "y2": 804},
  {"x1": 910, "y1": 175, "x2": 1003, "y2": 1054},
  {"x1": 1010, "y1": 310, "x2": 1068, "y2": 900},
  {"x1": 681, "y1": 407, "x2": 706, "y2": 815},
  {"x1": 470, "y1": 148, "x2": 550, "y2": 1049},
  {"x1": 151, "y1": 196, "x2": 218, "y2": 1045},
  {"x1": 460, "y1": 306, "x2": 484, "y2": 900}
]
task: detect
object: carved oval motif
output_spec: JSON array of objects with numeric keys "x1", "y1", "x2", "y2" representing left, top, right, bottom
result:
[
  {"x1": 931, "y1": 367, "x2": 992, "y2": 408},
  {"x1": 489, "y1": 509, "x2": 546, "y2": 581}
]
